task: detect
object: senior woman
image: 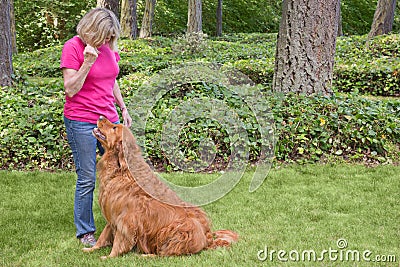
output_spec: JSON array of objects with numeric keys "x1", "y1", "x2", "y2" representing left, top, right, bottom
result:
[{"x1": 60, "y1": 7, "x2": 132, "y2": 247}]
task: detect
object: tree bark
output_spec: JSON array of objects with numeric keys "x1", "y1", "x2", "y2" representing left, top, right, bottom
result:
[
  {"x1": 0, "y1": 0, "x2": 13, "y2": 86},
  {"x1": 187, "y1": 0, "x2": 202, "y2": 33},
  {"x1": 121, "y1": 0, "x2": 138, "y2": 39},
  {"x1": 368, "y1": 0, "x2": 396, "y2": 38},
  {"x1": 139, "y1": 0, "x2": 156, "y2": 38},
  {"x1": 273, "y1": 0, "x2": 340, "y2": 96},
  {"x1": 10, "y1": 0, "x2": 17, "y2": 53},
  {"x1": 337, "y1": 0, "x2": 343, "y2": 36},
  {"x1": 216, "y1": 0, "x2": 222, "y2": 36},
  {"x1": 97, "y1": 0, "x2": 120, "y2": 18}
]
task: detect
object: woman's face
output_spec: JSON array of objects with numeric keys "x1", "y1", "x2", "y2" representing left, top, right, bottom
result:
[
  {"x1": 87, "y1": 32, "x2": 114, "y2": 48},
  {"x1": 104, "y1": 35, "x2": 112, "y2": 44},
  {"x1": 101, "y1": 34, "x2": 114, "y2": 46}
]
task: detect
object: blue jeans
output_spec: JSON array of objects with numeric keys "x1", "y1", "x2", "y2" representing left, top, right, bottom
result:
[{"x1": 64, "y1": 116, "x2": 119, "y2": 238}]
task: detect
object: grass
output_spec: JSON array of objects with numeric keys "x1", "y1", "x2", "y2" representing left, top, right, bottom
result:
[{"x1": 0, "y1": 164, "x2": 399, "y2": 266}]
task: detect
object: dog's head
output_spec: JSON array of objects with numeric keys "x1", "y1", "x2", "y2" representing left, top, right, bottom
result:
[
  {"x1": 93, "y1": 116, "x2": 141, "y2": 169},
  {"x1": 93, "y1": 116, "x2": 189, "y2": 206},
  {"x1": 93, "y1": 116, "x2": 124, "y2": 151}
]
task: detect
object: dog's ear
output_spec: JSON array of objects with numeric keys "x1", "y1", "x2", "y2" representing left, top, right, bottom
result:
[
  {"x1": 117, "y1": 139, "x2": 129, "y2": 170},
  {"x1": 119, "y1": 126, "x2": 138, "y2": 173},
  {"x1": 122, "y1": 126, "x2": 138, "y2": 151}
]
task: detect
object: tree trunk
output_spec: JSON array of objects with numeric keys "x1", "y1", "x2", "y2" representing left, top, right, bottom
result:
[
  {"x1": 10, "y1": 0, "x2": 17, "y2": 53},
  {"x1": 216, "y1": 0, "x2": 222, "y2": 36},
  {"x1": 187, "y1": 0, "x2": 202, "y2": 33},
  {"x1": 0, "y1": 0, "x2": 13, "y2": 86},
  {"x1": 273, "y1": 0, "x2": 340, "y2": 96},
  {"x1": 139, "y1": 0, "x2": 156, "y2": 38},
  {"x1": 337, "y1": 0, "x2": 343, "y2": 36},
  {"x1": 121, "y1": 0, "x2": 138, "y2": 39},
  {"x1": 368, "y1": 0, "x2": 396, "y2": 38},
  {"x1": 97, "y1": 0, "x2": 120, "y2": 18}
]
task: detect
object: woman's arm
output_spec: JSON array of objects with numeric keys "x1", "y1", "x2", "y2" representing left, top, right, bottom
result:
[
  {"x1": 63, "y1": 45, "x2": 98, "y2": 98},
  {"x1": 113, "y1": 82, "x2": 132, "y2": 127}
]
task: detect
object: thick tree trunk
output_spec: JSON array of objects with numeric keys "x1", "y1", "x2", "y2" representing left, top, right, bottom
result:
[
  {"x1": 139, "y1": 0, "x2": 156, "y2": 38},
  {"x1": 216, "y1": 0, "x2": 222, "y2": 36},
  {"x1": 273, "y1": 0, "x2": 340, "y2": 96},
  {"x1": 97, "y1": 0, "x2": 120, "y2": 18},
  {"x1": 187, "y1": 0, "x2": 202, "y2": 33},
  {"x1": 368, "y1": 0, "x2": 396, "y2": 38},
  {"x1": 0, "y1": 0, "x2": 13, "y2": 86},
  {"x1": 121, "y1": 0, "x2": 138, "y2": 39}
]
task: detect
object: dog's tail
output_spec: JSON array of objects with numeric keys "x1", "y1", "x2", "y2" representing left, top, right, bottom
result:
[{"x1": 208, "y1": 229, "x2": 239, "y2": 249}]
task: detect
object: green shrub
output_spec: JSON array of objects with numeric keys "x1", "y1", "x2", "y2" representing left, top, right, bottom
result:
[
  {"x1": 5, "y1": 33, "x2": 400, "y2": 170},
  {"x1": 230, "y1": 59, "x2": 274, "y2": 85},
  {"x1": 0, "y1": 79, "x2": 72, "y2": 170},
  {"x1": 271, "y1": 92, "x2": 400, "y2": 164},
  {"x1": 1, "y1": 78, "x2": 398, "y2": 170},
  {"x1": 334, "y1": 34, "x2": 400, "y2": 96},
  {"x1": 135, "y1": 81, "x2": 265, "y2": 171},
  {"x1": 16, "y1": 33, "x2": 400, "y2": 97},
  {"x1": 123, "y1": 83, "x2": 399, "y2": 169},
  {"x1": 13, "y1": 46, "x2": 63, "y2": 78}
]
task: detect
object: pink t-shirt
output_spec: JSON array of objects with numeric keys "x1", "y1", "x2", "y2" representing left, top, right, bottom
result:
[{"x1": 60, "y1": 36, "x2": 120, "y2": 124}]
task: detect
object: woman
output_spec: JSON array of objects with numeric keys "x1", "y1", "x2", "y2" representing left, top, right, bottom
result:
[{"x1": 60, "y1": 8, "x2": 132, "y2": 247}]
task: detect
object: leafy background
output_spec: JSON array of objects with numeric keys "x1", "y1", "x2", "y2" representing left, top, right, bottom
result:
[
  {"x1": 14, "y1": 0, "x2": 400, "y2": 52},
  {"x1": 2, "y1": 33, "x2": 399, "y2": 170}
]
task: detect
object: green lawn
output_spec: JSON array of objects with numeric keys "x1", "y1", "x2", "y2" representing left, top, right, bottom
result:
[{"x1": 0, "y1": 164, "x2": 399, "y2": 266}]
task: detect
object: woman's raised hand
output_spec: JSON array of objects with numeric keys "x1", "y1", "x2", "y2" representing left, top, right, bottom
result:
[{"x1": 83, "y1": 45, "x2": 98, "y2": 65}]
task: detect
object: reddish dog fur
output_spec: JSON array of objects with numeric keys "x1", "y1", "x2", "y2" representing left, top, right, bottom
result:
[{"x1": 84, "y1": 116, "x2": 238, "y2": 258}]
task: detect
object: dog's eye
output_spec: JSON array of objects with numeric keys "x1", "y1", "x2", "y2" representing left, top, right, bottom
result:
[{"x1": 113, "y1": 126, "x2": 117, "y2": 130}]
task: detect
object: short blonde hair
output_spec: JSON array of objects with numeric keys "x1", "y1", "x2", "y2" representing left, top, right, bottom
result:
[{"x1": 77, "y1": 8, "x2": 120, "y2": 51}]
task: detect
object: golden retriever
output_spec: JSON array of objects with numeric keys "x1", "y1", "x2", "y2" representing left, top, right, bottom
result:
[{"x1": 84, "y1": 116, "x2": 238, "y2": 258}]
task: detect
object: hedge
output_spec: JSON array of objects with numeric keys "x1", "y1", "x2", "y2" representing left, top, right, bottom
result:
[{"x1": 1, "y1": 78, "x2": 399, "y2": 170}]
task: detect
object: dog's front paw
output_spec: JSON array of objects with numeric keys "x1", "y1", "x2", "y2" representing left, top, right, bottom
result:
[
  {"x1": 82, "y1": 247, "x2": 94, "y2": 253},
  {"x1": 100, "y1": 255, "x2": 108, "y2": 260},
  {"x1": 141, "y1": 253, "x2": 157, "y2": 257}
]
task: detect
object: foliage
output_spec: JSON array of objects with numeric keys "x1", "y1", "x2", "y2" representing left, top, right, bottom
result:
[
  {"x1": 4, "y1": 33, "x2": 400, "y2": 170},
  {"x1": 341, "y1": 0, "x2": 400, "y2": 34},
  {"x1": 199, "y1": 0, "x2": 282, "y2": 35},
  {"x1": 0, "y1": 78, "x2": 71, "y2": 170},
  {"x1": 118, "y1": 33, "x2": 400, "y2": 98},
  {"x1": 14, "y1": 33, "x2": 400, "y2": 97},
  {"x1": 130, "y1": 83, "x2": 400, "y2": 169},
  {"x1": 14, "y1": 0, "x2": 96, "y2": 52},
  {"x1": 137, "y1": 81, "x2": 265, "y2": 171},
  {"x1": 340, "y1": 0, "x2": 376, "y2": 35},
  {"x1": 1, "y1": 79, "x2": 399, "y2": 170},
  {"x1": 271, "y1": 92, "x2": 400, "y2": 164},
  {"x1": 14, "y1": 0, "x2": 400, "y2": 52},
  {"x1": 334, "y1": 34, "x2": 400, "y2": 96},
  {"x1": 13, "y1": 46, "x2": 62, "y2": 77}
]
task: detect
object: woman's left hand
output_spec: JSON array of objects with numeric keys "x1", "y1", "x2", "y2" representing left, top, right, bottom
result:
[{"x1": 122, "y1": 108, "x2": 132, "y2": 128}]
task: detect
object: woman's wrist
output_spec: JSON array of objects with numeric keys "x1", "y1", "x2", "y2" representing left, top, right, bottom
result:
[{"x1": 82, "y1": 60, "x2": 94, "y2": 68}]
